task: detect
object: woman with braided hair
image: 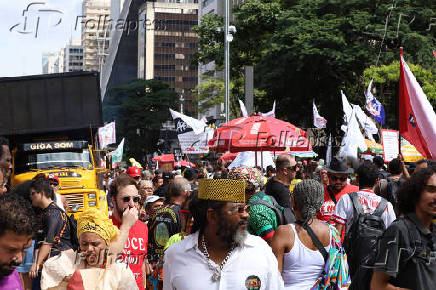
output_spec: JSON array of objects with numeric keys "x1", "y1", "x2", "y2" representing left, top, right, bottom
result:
[{"x1": 271, "y1": 179, "x2": 350, "y2": 289}]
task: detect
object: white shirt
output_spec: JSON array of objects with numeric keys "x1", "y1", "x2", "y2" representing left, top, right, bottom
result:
[
  {"x1": 163, "y1": 231, "x2": 284, "y2": 290},
  {"x1": 333, "y1": 189, "x2": 396, "y2": 233}
]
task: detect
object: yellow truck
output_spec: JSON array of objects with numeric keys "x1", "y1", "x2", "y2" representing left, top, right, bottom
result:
[{"x1": 0, "y1": 72, "x2": 109, "y2": 216}]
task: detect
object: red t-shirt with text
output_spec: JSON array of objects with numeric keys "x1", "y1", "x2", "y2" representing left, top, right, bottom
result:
[
  {"x1": 110, "y1": 216, "x2": 148, "y2": 290},
  {"x1": 317, "y1": 184, "x2": 359, "y2": 223}
]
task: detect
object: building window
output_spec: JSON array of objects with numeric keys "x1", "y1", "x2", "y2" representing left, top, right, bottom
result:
[
  {"x1": 154, "y1": 53, "x2": 175, "y2": 60},
  {"x1": 182, "y1": 77, "x2": 198, "y2": 83},
  {"x1": 154, "y1": 65, "x2": 175, "y2": 70},
  {"x1": 155, "y1": 77, "x2": 175, "y2": 82}
]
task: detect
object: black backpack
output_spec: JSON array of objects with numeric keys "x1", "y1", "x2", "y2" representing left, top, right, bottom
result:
[
  {"x1": 53, "y1": 205, "x2": 79, "y2": 251},
  {"x1": 386, "y1": 178, "x2": 401, "y2": 209},
  {"x1": 345, "y1": 192, "x2": 387, "y2": 290},
  {"x1": 249, "y1": 194, "x2": 295, "y2": 225}
]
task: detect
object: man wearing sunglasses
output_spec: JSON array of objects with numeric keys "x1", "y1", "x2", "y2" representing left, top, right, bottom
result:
[
  {"x1": 265, "y1": 154, "x2": 297, "y2": 208},
  {"x1": 317, "y1": 156, "x2": 358, "y2": 223},
  {"x1": 109, "y1": 174, "x2": 150, "y2": 290}
]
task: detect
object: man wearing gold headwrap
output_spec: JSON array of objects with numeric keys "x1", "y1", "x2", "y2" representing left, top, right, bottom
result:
[
  {"x1": 40, "y1": 207, "x2": 139, "y2": 290},
  {"x1": 163, "y1": 179, "x2": 285, "y2": 290}
]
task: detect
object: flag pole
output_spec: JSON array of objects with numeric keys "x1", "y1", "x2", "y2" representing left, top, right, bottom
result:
[{"x1": 398, "y1": 47, "x2": 403, "y2": 157}]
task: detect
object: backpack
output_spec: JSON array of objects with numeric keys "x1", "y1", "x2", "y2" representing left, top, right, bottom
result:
[
  {"x1": 345, "y1": 192, "x2": 387, "y2": 290},
  {"x1": 386, "y1": 178, "x2": 401, "y2": 209},
  {"x1": 249, "y1": 194, "x2": 295, "y2": 225},
  {"x1": 53, "y1": 205, "x2": 79, "y2": 251},
  {"x1": 298, "y1": 221, "x2": 351, "y2": 290}
]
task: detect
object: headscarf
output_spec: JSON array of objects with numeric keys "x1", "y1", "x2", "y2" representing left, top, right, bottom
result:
[
  {"x1": 228, "y1": 167, "x2": 263, "y2": 191},
  {"x1": 77, "y1": 208, "x2": 119, "y2": 245}
]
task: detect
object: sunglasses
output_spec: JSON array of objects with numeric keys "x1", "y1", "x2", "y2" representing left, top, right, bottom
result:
[
  {"x1": 122, "y1": 195, "x2": 141, "y2": 203},
  {"x1": 425, "y1": 185, "x2": 436, "y2": 193},
  {"x1": 50, "y1": 182, "x2": 59, "y2": 187},
  {"x1": 287, "y1": 165, "x2": 297, "y2": 171},
  {"x1": 330, "y1": 176, "x2": 347, "y2": 182}
]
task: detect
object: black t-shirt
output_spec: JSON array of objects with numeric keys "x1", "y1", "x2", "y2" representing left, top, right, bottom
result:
[
  {"x1": 41, "y1": 202, "x2": 73, "y2": 254},
  {"x1": 373, "y1": 214, "x2": 436, "y2": 290},
  {"x1": 265, "y1": 177, "x2": 291, "y2": 208},
  {"x1": 147, "y1": 203, "x2": 181, "y2": 263}
]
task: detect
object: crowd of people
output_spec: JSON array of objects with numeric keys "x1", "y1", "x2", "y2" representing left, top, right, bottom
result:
[{"x1": 0, "y1": 134, "x2": 435, "y2": 289}]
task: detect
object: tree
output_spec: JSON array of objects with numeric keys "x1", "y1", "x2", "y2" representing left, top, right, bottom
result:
[
  {"x1": 193, "y1": 0, "x2": 435, "y2": 140},
  {"x1": 363, "y1": 61, "x2": 436, "y2": 129},
  {"x1": 193, "y1": 75, "x2": 267, "y2": 118},
  {"x1": 103, "y1": 79, "x2": 179, "y2": 161}
]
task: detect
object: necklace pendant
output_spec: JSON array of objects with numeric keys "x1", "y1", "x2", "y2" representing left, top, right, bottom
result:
[{"x1": 211, "y1": 269, "x2": 221, "y2": 282}]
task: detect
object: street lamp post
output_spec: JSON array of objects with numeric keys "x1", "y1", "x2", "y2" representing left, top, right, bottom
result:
[
  {"x1": 180, "y1": 94, "x2": 184, "y2": 114},
  {"x1": 224, "y1": 0, "x2": 230, "y2": 122}
]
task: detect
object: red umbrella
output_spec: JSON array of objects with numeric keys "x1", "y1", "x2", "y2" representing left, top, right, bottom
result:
[
  {"x1": 174, "y1": 160, "x2": 195, "y2": 167},
  {"x1": 208, "y1": 115, "x2": 312, "y2": 153},
  {"x1": 152, "y1": 154, "x2": 175, "y2": 163},
  {"x1": 218, "y1": 152, "x2": 239, "y2": 162}
]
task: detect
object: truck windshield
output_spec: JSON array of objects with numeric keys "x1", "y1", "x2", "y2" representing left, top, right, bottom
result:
[{"x1": 15, "y1": 149, "x2": 93, "y2": 175}]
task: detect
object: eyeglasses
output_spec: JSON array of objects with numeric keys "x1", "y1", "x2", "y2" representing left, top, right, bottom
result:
[
  {"x1": 330, "y1": 175, "x2": 347, "y2": 182},
  {"x1": 122, "y1": 195, "x2": 141, "y2": 203},
  {"x1": 50, "y1": 182, "x2": 59, "y2": 187},
  {"x1": 141, "y1": 187, "x2": 153, "y2": 191},
  {"x1": 228, "y1": 204, "x2": 251, "y2": 214},
  {"x1": 133, "y1": 176, "x2": 141, "y2": 180},
  {"x1": 425, "y1": 185, "x2": 436, "y2": 193},
  {"x1": 287, "y1": 165, "x2": 297, "y2": 171}
]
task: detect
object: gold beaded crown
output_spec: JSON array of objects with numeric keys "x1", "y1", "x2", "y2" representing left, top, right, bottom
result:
[{"x1": 198, "y1": 179, "x2": 246, "y2": 203}]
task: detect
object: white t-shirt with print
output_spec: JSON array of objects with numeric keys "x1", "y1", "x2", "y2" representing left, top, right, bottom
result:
[{"x1": 333, "y1": 189, "x2": 396, "y2": 234}]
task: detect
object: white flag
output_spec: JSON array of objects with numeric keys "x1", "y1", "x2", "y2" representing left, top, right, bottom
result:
[
  {"x1": 313, "y1": 101, "x2": 327, "y2": 128},
  {"x1": 353, "y1": 105, "x2": 378, "y2": 141},
  {"x1": 169, "y1": 109, "x2": 207, "y2": 134},
  {"x1": 238, "y1": 99, "x2": 249, "y2": 117},
  {"x1": 261, "y1": 101, "x2": 276, "y2": 118},
  {"x1": 98, "y1": 122, "x2": 116, "y2": 149},
  {"x1": 339, "y1": 107, "x2": 367, "y2": 159},
  {"x1": 326, "y1": 133, "x2": 332, "y2": 166},
  {"x1": 111, "y1": 138, "x2": 125, "y2": 165}
]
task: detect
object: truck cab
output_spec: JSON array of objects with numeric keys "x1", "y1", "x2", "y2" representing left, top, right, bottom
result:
[{"x1": 12, "y1": 140, "x2": 108, "y2": 217}]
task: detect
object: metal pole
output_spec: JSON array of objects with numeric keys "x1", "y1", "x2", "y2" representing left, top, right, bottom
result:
[{"x1": 224, "y1": 0, "x2": 230, "y2": 122}]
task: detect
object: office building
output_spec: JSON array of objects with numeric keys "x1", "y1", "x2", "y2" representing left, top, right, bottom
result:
[
  {"x1": 42, "y1": 52, "x2": 59, "y2": 74},
  {"x1": 137, "y1": 0, "x2": 199, "y2": 116},
  {"x1": 82, "y1": 0, "x2": 111, "y2": 72},
  {"x1": 61, "y1": 39, "x2": 84, "y2": 72}
]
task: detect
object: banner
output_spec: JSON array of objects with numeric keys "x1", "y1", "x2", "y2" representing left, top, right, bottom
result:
[
  {"x1": 111, "y1": 138, "x2": 124, "y2": 165},
  {"x1": 364, "y1": 79, "x2": 386, "y2": 125},
  {"x1": 98, "y1": 122, "x2": 116, "y2": 149},
  {"x1": 399, "y1": 50, "x2": 436, "y2": 159},
  {"x1": 313, "y1": 101, "x2": 327, "y2": 128},
  {"x1": 170, "y1": 109, "x2": 213, "y2": 154},
  {"x1": 381, "y1": 129, "x2": 399, "y2": 162}
]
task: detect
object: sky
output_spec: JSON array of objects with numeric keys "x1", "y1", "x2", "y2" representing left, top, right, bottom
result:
[{"x1": 0, "y1": 0, "x2": 83, "y2": 77}]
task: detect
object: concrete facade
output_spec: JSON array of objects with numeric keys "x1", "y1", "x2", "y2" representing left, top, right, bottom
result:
[{"x1": 82, "y1": 0, "x2": 111, "y2": 72}]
